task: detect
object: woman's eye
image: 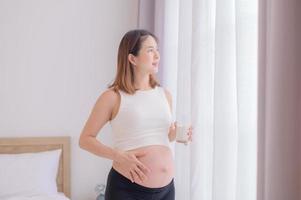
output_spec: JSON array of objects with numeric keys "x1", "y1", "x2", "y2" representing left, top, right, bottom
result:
[{"x1": 147, "y1": 48, "x2": 159, "y2": 53}]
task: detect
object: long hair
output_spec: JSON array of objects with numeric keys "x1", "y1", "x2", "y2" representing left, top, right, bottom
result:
[{"x1": 108, "y1": 29, "x2": 160, "y2": 94}]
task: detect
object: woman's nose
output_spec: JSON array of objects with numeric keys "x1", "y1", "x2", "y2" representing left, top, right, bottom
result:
[{"x1": 154, "y1": 50, "x2": 160, "y2": 60}]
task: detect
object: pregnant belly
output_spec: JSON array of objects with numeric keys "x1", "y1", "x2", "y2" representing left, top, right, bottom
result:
[{"x1": 112, "y1": 145, "x2": 175, "y2": 188}]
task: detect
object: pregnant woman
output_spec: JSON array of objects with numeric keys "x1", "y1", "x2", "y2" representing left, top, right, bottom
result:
[{"x1": 79, "y1": 29, "x2": 192, "y2": 200}]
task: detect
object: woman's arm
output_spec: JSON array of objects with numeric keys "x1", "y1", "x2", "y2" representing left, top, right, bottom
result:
[
  {"x1": 168, "y1": 123, "x2": 176, "y2": 142},
  {"x1": 79, "y1": 89, "x2": 150, "y2": 182},
  {"x1": 79, "y1": 89, "x2": 121, "y2": 160},
  {"x1": 164, "y1": 89, "x2": 176, "y2": 142}
]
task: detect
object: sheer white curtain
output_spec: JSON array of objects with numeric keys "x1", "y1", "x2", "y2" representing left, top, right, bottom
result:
[{"x1": 139, "y1": 0, "x2": 258, "y2": 199}]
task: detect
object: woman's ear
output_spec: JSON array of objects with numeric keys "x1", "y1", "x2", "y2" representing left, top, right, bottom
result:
[{"x1": 128, "y1": 54, "x2": 137, "y2": 66}]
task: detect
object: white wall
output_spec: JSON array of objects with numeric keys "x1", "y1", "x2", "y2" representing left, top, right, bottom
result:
[
  {"x1": 0, "y1": 0, "x2": 139, "y2": 199},
  {"x1": 258, "y1": 0, "x2": 301, "y2": 200}
]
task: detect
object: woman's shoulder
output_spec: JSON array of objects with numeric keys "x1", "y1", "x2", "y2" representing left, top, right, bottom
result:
[
  {"x1": 159, "y1": 87, "x2": 172, "y2": 99},
  {"x1": 96, "y1": 88, "x2": 120, "y2": 106},
  {"x1": 159, "y1": 87, "x2": 173, "y2": 111}
]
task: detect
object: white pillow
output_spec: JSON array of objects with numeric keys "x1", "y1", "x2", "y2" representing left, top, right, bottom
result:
[{"x1": 0, "y1": 149, "x2": 62, "y2": 199}]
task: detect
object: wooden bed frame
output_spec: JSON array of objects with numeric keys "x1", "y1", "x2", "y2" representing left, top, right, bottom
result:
[{"x1": 0, "y1": 137, "x2": 71, "y2": 198}]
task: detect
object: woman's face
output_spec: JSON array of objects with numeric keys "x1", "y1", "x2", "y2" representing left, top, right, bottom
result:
[{"x1": 130, "y1": 36, "x2": 160, "y2": 74}]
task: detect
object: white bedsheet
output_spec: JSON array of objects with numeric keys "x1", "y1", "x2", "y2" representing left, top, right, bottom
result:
[{"x1": 2, "y1": 193, "x2": 70, "y2": 200}]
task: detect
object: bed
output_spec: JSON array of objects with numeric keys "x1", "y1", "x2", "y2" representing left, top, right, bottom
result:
[{"x1": 0, "y1": 137, "x2": 71, "y2": 200}]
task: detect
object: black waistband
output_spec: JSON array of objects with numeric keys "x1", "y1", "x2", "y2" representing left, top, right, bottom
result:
[{"x1": 109, "y1": 167, "x2": 174, "y2": 193}]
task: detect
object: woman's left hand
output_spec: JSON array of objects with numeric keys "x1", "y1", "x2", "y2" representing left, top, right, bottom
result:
[
  {"x1": 184, "y1": 125, "x2": 193, "y2": 145},
  {"x1": 168, "y1": 122, "x2": 177, "y2": 142},
  {"x1": 168, "y1": 122, "x2": 193, "y2": 144}
]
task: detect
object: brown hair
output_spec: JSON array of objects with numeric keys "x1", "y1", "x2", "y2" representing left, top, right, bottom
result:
[{"x1": 108, "y1": 29, "x2": 161, "y2": 94}]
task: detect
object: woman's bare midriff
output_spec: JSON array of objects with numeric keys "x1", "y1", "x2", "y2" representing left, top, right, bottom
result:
[{"x1": 112, "y1": 145, "x2": 174, "y2": 188}]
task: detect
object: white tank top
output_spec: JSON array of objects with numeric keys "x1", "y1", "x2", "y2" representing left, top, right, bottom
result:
[{"x1": 109, "y1": 86, "x2": 172, "y2": 151}]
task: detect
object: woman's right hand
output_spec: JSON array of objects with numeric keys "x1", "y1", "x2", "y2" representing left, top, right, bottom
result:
[{"x1": 114, "y1": 150, "x2": 151, "y2": 183}]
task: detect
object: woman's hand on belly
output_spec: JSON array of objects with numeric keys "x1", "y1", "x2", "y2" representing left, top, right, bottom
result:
[
  {"x1": 114, "y1": 146, "x2": 175, "y2": 188},
  {"x1": 114, "y1": 149, "x2": 151, "y2": 183}
]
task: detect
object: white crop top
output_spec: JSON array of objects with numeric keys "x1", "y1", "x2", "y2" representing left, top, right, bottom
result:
[{"x1": 109, "y1": 86, "x2": 172, "y2": 151}]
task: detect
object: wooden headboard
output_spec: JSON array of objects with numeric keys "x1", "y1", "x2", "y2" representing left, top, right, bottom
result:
[{"x1": 0, "y1": 137, "x2": 71, "y2": 198}]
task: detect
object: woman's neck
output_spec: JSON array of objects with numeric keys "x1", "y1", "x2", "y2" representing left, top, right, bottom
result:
[{"x1": 134, "y1": 72, "x2": 151, "y2": 90}]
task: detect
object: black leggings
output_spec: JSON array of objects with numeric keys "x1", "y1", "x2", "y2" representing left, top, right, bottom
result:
[{"x1": 105, "y1": 167, "x2": 175, "y2": 200}]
